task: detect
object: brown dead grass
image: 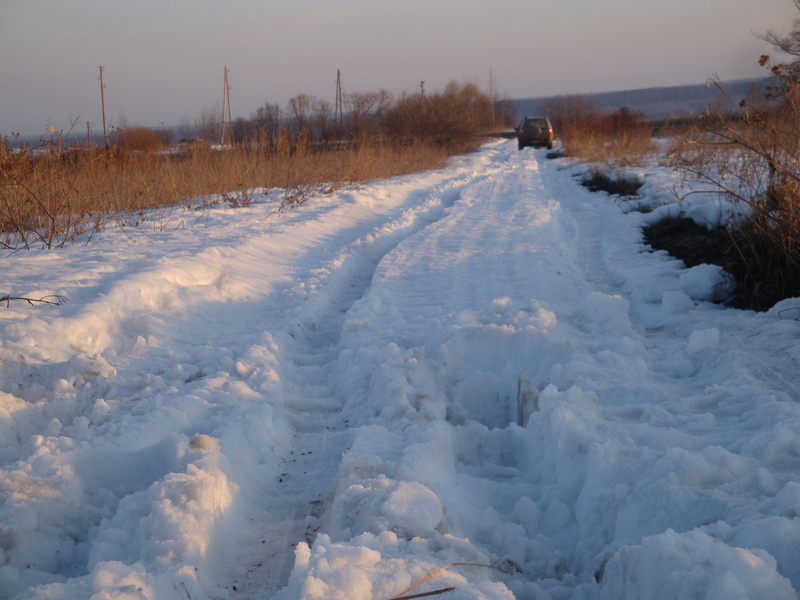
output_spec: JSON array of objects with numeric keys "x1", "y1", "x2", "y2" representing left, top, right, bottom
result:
[
  {"x1": 0, "y1": 79, "x2": 509, "y2": 250},
  {"x1": 0, "y1": 140, "x2": 453, "y2": 250},
  {"x1": 544, "y1": 97, "x2": 655, "y2": 166},
  {"x1": 562, "y1": 128, "x2": 656, "y2": 166}
]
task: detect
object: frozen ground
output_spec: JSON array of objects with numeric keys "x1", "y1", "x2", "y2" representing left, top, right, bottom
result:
[{"x1": 2, "y1": 139, "x2": 800, "y2": 600}]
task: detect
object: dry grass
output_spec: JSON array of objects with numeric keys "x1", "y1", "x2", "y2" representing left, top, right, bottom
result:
[
  {"x1": 669, "y1": 59, "x2": 800, "y2": 309},
  {"x1": 544, "y1": 97, "x2": 656, "y2": 167},
  {"x1": 1, "y1": 78, "x2": 510, "y2": 251},
  {"x1": 560, "y1": 128, "x2": 656, "y2": 166},
  {"x1": 0, "y1": 139, "x2": 453, "y2": 250}
]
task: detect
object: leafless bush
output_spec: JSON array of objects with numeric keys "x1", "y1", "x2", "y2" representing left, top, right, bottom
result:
[
  {"x1": 344, "y1": 90, "x2": 393, "y2": 140},
  {"x1": 242, "y1": 102, "x2": 283, "y2": 148},
  {"x1": 670, "y1": 3, "x2": 800, "y2": 309},
  {"x1": 545, "y1": 96, "x2": 654, "y2": 165},
  {"x1": 235, "y1": 80, "x2": 506, "y2": 150},
  {"x1": 380, "y1": 81, "x2": 503, "y2": 151},
  {"x1": 196, "y1": 105, "x2": 223, "y2": 142},
  {"x1": 115, "y1": 126, "x2": 170, "y2": 153},
  {"x1": 286, "y1": 94, "x2": 333, "y2": 143},
  {"x1": 0, "y1": 128, "x2": 120, "y2": 249}
]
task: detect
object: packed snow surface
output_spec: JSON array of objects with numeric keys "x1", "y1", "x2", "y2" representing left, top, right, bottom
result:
[{"x1": 2, "y1": 140, "x2": 800, "y2": 600}]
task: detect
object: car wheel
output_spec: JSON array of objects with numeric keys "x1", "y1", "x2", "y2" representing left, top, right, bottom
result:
[{"x1": 518, "y1": 141, "x2": 525, "y2": 150}]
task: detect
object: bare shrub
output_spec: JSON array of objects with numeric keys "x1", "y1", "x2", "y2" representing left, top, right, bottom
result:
[
  {"x1": 0, "y1": 126, "x2": 121, "y2": 249},
  {"x1": 247, "y1": 102, "x2": 282, "y2": 149},
  {"x1": 115, "y1": 126, "x2": 170, "y2": 153},
  {"x1": 671, "y1": 5, "x2": 800, "y2": 309},
  {"x1": 344, "y1": 90, "x2": 393, "y2": 140},
  {"x1": 231, "y1": 117, "x2": 253, "y2": 145},
  {"x1": 235, "y1": 80, "x2": 505, "y2": 150},
  {"x1": 380, "y1": 81, "x2": 500, "y2": 151},
  {"x1": 286, "y1": 94, "x2": 332, "y2": 143},
  {"x1": 196, "y1": 106, "x2": 223, "y2": 142},
  {"x1": 545, "y1": 95, "x2": 601, "y2": 150},
  {"x1": 545, "y1": 96, "x2": 654, "y2": 165},
  {"x1": 672, "y1": 78, "x2": 800, "y2": 309}
]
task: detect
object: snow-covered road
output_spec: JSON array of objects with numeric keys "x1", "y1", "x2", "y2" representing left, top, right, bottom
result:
[{"x1": 3, "y1": 140, "x2": 800, "y2": 599}]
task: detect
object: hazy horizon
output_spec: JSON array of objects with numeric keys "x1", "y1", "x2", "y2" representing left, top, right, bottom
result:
[{"x1": 1, "y1": 0, "x2": 797, "y2": 136}]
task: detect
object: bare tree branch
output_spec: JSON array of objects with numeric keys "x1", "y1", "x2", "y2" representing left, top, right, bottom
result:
[{"x1": 0, "y1": 294, "x2": 67, "y2": 307}]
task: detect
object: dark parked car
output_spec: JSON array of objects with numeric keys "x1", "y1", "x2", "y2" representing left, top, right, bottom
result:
[{"x1": 516, "y1": 116, "x2": 554, "y2": 150}]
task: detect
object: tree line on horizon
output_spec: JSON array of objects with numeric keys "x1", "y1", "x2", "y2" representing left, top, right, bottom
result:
[{"x1": 111, "y1": 81, "x2": 517, "y2": 152}]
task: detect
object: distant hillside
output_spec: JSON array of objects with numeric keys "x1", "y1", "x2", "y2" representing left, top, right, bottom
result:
[{"x1": 510, "y1": 79, "x2": 771, "y2": 121}]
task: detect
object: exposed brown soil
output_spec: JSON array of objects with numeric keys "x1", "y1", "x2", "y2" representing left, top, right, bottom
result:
[
  {"x1": 581, "y1": 171, "x2": 644, "y2": 197},
  {"x1": 642, "y1": 217, "x2": 729, "y2": 269}
]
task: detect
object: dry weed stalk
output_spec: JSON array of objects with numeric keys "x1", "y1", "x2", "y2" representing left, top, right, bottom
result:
[{"x1": 389, "y1": 562, "x2": 512, "y2": 600}]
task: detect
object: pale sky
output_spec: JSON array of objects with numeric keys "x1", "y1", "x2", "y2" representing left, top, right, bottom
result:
[{"x1": 1, "y1": 0, "x2": 797, "y2": 135}]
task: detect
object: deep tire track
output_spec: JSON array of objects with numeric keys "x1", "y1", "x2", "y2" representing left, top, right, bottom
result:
[{"x1": 209, "y1": 155, "x2": 512, "y2": 599}]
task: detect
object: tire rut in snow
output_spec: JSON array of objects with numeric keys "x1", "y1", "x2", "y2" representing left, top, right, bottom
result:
[{"x1": 214, "y1": 166, "x2": 506, "y2": 599}]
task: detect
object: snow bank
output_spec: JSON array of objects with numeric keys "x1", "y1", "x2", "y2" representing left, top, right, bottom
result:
[{"x1": 600, "y1": 529, "x2": 794, "y2": 600}]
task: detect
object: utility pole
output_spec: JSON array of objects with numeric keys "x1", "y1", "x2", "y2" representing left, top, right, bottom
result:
[
  {"x1": 221, "y1": 65, "x2": 232, "y2": 145},
  {"x1": 488, "y1": 67, "x2": 497, "y2": 128},
  {"x1": 420, "y1": 81, "x2": 425, "y2": 98},
  {"x1": 86, "y1": 122, "x2": 91, "y2": 146},
  {"x1": 335, "y1": 69, "x2": 342, "y2": 124},
  {"x1": 335, "y1": 69, "x2": 344, "y2": 138},
  {"x1": 99, "y1": 66, "x2": 108, "y2": 149}
]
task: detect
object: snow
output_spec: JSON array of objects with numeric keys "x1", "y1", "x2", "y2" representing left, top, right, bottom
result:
[
  {"x1": 679, "y1": 264, "x2": 733, "y2": 303},
  {"x1": 2, "y1": 139, "x2": 800, "y2": 600}
]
